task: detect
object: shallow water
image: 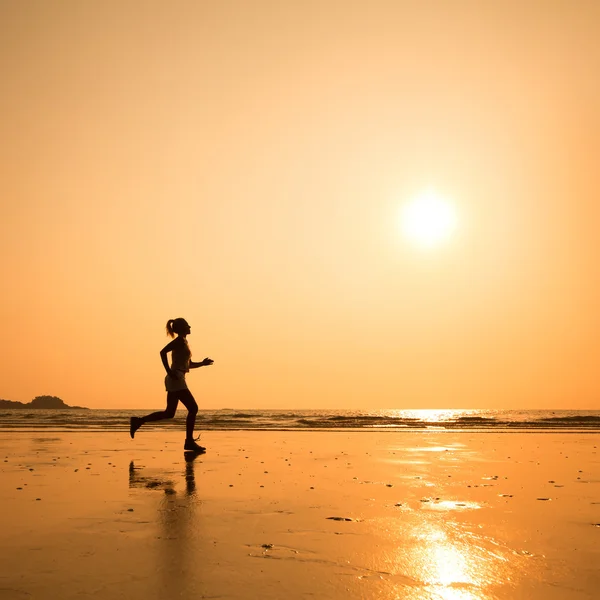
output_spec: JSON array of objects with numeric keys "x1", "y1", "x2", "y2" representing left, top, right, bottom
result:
[{"x1": 0, "y1": 408, "x2": 599, "y2": 432}]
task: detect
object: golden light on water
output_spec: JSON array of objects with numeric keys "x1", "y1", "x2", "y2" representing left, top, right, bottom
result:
[
  {"x1": 403, "y1": 409, "x2": 464, "y2": 423},
  {"x1": 408, "y1": 521, "x2": 495, "y2": 600},
  {"x1": 374, "y1": 445, "x2": 530, "y2": 600},
  {"x1": 426, "y1": 545, "x2": 477, "y2": 599},
  {"x1": 384, "y1": 409, "x2": 478, "y2": 423}
]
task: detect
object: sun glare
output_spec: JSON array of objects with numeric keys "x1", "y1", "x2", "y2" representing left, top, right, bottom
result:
[{"x1": 401, "y1": 189, "x2": 457, "y2": 248}]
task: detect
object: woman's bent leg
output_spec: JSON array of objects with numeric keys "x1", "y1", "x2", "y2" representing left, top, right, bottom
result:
[
  {"x1": 141, "y1": 392, "x2": 179, "y2": 422},
  {"x1": 130, "y1": 393, "x2": 179, "y2": 438}
]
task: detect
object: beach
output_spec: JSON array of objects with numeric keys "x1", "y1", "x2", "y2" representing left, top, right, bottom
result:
[{"x1": 1, "y1": 430, "x2": 598, "y2": 599}]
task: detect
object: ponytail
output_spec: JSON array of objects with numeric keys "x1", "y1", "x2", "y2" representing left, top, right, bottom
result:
[
  {"x1": 166, "y1": 317, "x2": 187, "y2": 337},
  {"x1": 166, "y1": 319, "x2": 176, "y2": 338}
]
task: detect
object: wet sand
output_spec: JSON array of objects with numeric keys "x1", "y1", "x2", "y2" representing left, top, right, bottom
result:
[{"x1": 0, "y1": 431, "x2": 598, "y2": 599}]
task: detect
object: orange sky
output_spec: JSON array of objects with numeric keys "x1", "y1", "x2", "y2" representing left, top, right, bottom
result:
[{"x1": 2, "y1": 1, "x2": 599, "y2": 409}]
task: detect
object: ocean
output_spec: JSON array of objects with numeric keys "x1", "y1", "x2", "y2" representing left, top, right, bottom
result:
[{"x1": 0, "y1": 408, "x2": 598, "y2": 432}]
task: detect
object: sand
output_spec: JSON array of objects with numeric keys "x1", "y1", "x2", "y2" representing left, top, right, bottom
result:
[{"x1": 0, "y1": 430, "x2": 598, "y2": 600}]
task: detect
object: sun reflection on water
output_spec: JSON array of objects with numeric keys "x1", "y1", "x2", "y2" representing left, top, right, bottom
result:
[
  {"x1": 389, "y1": 409, "x2": 477, "y2": 423},
  {"x1": 398, "y1": 519, "x2": 506, "y2": 600},
  {"x1": 419, "y1": 528, "x2": 472, "y2": 585}
]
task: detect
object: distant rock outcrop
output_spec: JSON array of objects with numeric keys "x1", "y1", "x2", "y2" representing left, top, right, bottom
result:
[{"x1": 0, "y1": 396, "x2": 88, "y2": 409}]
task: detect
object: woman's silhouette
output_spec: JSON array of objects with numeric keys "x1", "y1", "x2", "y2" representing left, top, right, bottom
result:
[{"x1": 130, "y1": 318, "x2": 213, "y2": 452}]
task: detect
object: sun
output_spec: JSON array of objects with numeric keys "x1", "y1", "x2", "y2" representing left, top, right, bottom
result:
[{"x1": 400, "y1": 189, "x2": 457, "y2": 248}]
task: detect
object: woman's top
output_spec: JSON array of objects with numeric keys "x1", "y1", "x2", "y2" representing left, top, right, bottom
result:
[{"x1": 171, "y1": 339, "x2": 191, "y2": 373}]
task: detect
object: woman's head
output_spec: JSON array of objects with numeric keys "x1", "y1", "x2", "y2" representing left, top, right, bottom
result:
[{"x1": 166, "y1": 318, "x2": 191, "y2": 338}]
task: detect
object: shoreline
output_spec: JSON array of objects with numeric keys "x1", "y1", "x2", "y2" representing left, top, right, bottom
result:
[
  {"x1": 1, "y1": 426, "x2": 599, "y2": 433},
  {"x1": 1, "y1": 408, "x2": 598, "y2": 435}
]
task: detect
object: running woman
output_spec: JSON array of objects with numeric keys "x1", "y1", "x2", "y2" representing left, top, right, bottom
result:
[{"x1": 130, "y1": 318, "x2": 213, "y2": 452}]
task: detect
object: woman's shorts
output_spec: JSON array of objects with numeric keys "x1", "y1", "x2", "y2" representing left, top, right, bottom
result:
[{"x1": 165, "y1": 371, "x2": 189, "y2": 392}]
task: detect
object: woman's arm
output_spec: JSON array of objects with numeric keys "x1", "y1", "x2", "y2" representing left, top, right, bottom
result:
[
  {"x1": 189, "y1": 357, "x2": 214, "y2": 369},
  {"x1": 160, "y1": 340, "x2": 177, "y2": 376}
]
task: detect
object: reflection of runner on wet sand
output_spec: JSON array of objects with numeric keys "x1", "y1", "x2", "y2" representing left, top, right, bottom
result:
[
  {"x1": 128, "y1": 460, "x2": 176, "y2": 493},
  {"x1": 183, "y1": 452, "x2": 197, "y2": 495},
  {"x1": 128, "y1": 453, "x2": 200, "y2": 496},
  {"x1": 128, "y1": 453, "x2": 203, "y2": 597}
]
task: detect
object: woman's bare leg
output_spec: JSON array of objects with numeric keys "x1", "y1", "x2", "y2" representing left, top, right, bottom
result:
[
  {"x1": 130, "y1": 393, "x2": 179, "y2": 438},
  {"x1": 177, "y1": 389, "x2": 199, "y2": 441}
]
